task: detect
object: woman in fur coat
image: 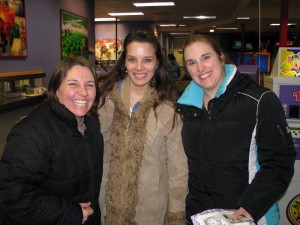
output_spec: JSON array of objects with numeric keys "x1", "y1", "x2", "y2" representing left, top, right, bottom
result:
[{"x1": 98, "y1": 30, "x2": 188, "y2": 225}]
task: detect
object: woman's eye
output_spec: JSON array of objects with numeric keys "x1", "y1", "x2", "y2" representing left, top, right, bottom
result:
[
  {"x1": 128, "y1": 58, "x2": 135, "y2": 62},
  {"x1": 68, "y1": 82, "x2": 77, "y2": 86},
  {"x1": 87, "y1": 83, "x2": 95, "y2": 88},
  {"x1": 202, "y1": 55, "x2": 210, "y2": 61},
  {"x1": 144, "y1": 58, "x2": 152, "y2": 62},
  {"x1": 187, "y1": 61, "x2": 195, "y2": 66}
]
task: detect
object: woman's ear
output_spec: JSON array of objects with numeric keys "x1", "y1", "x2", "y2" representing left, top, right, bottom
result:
[{"x1": 220, "y1": 53, "x2": 226, "y2": 64}]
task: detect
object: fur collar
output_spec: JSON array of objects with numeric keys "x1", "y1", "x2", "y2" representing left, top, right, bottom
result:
[{"x1": 104, "y1": 80, "x2": 156, "y2": 224}]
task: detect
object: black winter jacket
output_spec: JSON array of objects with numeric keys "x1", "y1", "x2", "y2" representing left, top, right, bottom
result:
[
  {"x1": 0, "y1": 100, "x2": 103, "y2": 225},
  {"x1": 176, "y1": 65, "x2": 296, "y2": 225}
]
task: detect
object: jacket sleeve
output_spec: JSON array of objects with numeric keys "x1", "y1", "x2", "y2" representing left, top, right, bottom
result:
[
  {"x1": 237, "y1": 91, "x2": 296, "y2": 222},
  {"x1": 165, "y1": 113, "x2": 188, "y2": 225},
  {"x1": 0, "y1": 124, "x2": 83, "y2": 225}
]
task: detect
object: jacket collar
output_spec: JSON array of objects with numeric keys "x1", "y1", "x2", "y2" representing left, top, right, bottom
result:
[
  {"x1": 177, "y1": 64, "x2": 237, "y2": 109},
  {"x1": 48, "y1": 100, "x2": 87, "y2": 131}
]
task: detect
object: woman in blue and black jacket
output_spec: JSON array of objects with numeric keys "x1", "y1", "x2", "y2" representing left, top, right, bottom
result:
[{"x1": 176, "y1": 34, "x2": 296, "y2": 225}]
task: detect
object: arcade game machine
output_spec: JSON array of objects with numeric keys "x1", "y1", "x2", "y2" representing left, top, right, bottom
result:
[
  {"x1": 236, "y1": 52, "x2": 270, "y2": 85},
  {"x1": 264, "y1": 47, "x2": 300, "y2": 225}
]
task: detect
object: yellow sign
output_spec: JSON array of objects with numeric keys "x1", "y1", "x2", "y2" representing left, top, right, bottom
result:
[
  {"x1": 287, "y1": 194, "x2": 300, "y2": 225},
  {"x1": 280, "y1": 48, "x2": 300, "y2": 77}
]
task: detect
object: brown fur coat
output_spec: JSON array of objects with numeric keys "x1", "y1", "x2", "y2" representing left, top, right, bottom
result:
[{"x1": 98, "y1": 78, "x2": 188, "y2": 225}]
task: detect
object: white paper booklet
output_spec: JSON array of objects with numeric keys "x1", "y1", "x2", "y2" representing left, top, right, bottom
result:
[{"x1": 191, "y1": 209, "x2": 255, "y2": 225}]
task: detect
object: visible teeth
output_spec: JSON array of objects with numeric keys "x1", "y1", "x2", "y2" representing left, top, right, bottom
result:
[
  {"x1": 200, "y1": 72, "x2": 210, "y2": 79},
  {"x1": 73, "y1": 100, "x2": 87, "y2": 106},
  {"x1": 135, "y1": 73, "x2": 146, "y2": 78}
]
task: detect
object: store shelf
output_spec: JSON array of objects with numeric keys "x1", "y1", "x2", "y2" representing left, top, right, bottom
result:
[
  {"x1": 0, "y1": 70, "x2": 46, "y2": 81},
  {"x1": 0, "y1": 94, "x2": 47, "y2": 114},
  {"x1": 0, "y1": 70, "x2": 47, "y2": 114}
]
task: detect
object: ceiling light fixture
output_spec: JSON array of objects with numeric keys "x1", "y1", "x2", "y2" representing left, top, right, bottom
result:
[
  {"x1": 216, "y1": 27, "x2": 238, "y2": 30},
  {"x1": 210, "y1": 29, "x2": 215, "y2": 32},
  {"x1": 237, "y1": 17, "x2": 250, "y2": 20},
  {"x1": 95, "y1": 18, "x2": 119, "y2": 22},
  {"x1": 183, "y1": 16, "x2": 216, "y2": 19},
  {"x1": 160, "y1": 24, "x2": 186, "y2": 27},
  {"x1": 270, "y1": 23, "x2": 297, "y2": 26},
  {"x1": 133, "y1": 2, "x2": 175, "y2": 7},
  {"x1": 160, "y1": 24, "x2": 177, "y2": 27},
  {"x1": 170, "y1": 33, "x2": 189, "y2": 35},
  {"x1": 108, "y1": 12, "x2": 144, "y2": 16}
]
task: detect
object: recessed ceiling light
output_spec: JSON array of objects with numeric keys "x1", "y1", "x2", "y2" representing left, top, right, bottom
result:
[
  {"x1": 95, "y1": 18, "x2": 119, "y2": 22},
  {"x1": 170, "y1": 33, "x2": 189, "y2": 35},
  {"x1": 216, "y1": 27, "x2": 238, "y2": 30},
  {"x1": 183, "y1": 16, "x2": 216, "y2": 19},
  {"x1": 270, "y1": 23, "x2": 297, "y2": 26},
  {"x1": 160, "y1": 24, "x2": 177, "y2": 27},
  {"x1": 160, "y1": 24, "x2": 186, "y2": 27},
  {"x1": 108, "y1": 12, "x2": 144, "y2": 16},
  {"x1": 133, "y1": 2, "x2": 175, "y2": 7},
  {"x1": 237, "y1": 17, "x2": 250, "y2": 20}
]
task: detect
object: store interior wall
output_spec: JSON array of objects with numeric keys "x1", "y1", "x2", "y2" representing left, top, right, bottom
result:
[
  {"x1": 95, "y1": 21, "x2": 153, "y2": 41},
  {"x1": 0, "y1": 0, "x2": 95, "y2": 86}
]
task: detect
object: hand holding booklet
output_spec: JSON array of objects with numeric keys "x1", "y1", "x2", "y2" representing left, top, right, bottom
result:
[
  {"x1": 221, "y1": 213, "x2": 253, "y2": 225},
  {"x1": 191, "y1": 209, "x2": 255, "y2": 225}
]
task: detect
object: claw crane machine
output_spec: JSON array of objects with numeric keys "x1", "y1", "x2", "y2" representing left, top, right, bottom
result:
[{"x1": 264, "y1": 47, "x2": 300, "y2": 225}]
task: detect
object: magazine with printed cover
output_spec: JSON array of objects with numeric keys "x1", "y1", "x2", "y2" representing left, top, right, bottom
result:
[
  {"x1": 191, "y1": 209, "x2": 255, "y2": 225},
  {"x1": 221, "y1": 212, "x2": 254, "y2": 225}
]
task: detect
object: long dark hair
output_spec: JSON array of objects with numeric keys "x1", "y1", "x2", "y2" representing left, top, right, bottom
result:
[
  {"x1": 98, "y1": 30, "x2": 177, "y2": 112},
  {"x1": 48, "y1": 56, "x2": 100, "y2": 116}
]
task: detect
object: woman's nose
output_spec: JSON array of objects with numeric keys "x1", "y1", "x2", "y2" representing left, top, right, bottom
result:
[
  {"x1": 78, "y1": 86, "x2": 88, "y2": 96},
  {"x1": 136, "y1": 61, "x2": 143, "y2": 70},
  {"x1": 197, "y1": 61, "x2": 205, "y2": 72}
]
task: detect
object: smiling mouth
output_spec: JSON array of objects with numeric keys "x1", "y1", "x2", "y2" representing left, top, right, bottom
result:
[
  {"x1": 200, "y1": 72, "x2": 211, "y2": 79},
  {"x1": 73, "y1": 100, "x2": 87, "y2": 107},
  {"x1": 134, "y1": 73, "x2": 147, "y2": 79}
]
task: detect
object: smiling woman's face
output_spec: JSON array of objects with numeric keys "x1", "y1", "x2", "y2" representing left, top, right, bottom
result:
[
  {"x1": 184, "y1": 40, "x2": 225, "y2": 95},
  {"x1": 125, "y1": 41, "x2": 158, "y2": 90},
  {"x1": 56, "y1": 65, "x2": 96, "y2": 117}
]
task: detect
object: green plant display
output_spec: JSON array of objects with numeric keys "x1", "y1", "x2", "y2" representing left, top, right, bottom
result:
[{"x1": 60, "y1": 10, "x2": 88, "y2": 59}]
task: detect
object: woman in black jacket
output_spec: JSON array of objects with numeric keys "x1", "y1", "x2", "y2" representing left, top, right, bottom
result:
[
  {"x1": 0, "y1": 57, "x2": 103, "y2": 225},
  {"x1": 176, "y1": 35, "x2": 296, "y2": 225}
]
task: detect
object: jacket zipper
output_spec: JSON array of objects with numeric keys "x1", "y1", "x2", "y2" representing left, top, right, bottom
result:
[{"x1": 207, "y1": 101, "x2": 213, "y2": 120}]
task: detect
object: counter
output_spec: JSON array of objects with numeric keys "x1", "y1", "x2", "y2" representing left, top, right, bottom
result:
[
  {"x1": 0, "y1": 70, "x2": 47, "y2": 114},
  {"x1": 0, "y1": 94, "x2": 47, "y2": 114}
]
